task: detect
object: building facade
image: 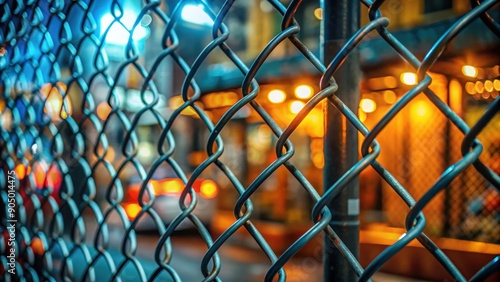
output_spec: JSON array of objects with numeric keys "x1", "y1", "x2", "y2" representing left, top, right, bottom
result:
[{"x1": 167, "y1": 0, "x2": 500, "y2": 244}]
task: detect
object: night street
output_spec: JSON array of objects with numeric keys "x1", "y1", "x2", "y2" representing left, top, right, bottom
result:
[
  {"x1": 2, "y1": 0, "x2": 499, "y2": 281},
  {"x1": 78, "y1": 221, "x2": 322, "y2": 281},
  {"x1": 63, "y1": 219, "x2": 425, "y2": 282}
]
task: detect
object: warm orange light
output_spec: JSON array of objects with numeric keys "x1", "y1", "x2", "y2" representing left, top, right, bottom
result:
[
  {"x1": 124, "y1": 203, "x2": 142, "y2": 220},
  {"x1": 200, "y1": 180, "x2": 218, "y2": 199},
  {"x1": 149, "y1": 180, "x2": 161, "y2": 195},
  {"x1": 305, "y1": 109, "x2": 323, "y2": 138},
  {"x1": 48, "y1": 166, "x2": 62, "y2": 190},
  {"x1": 358, "y1": 109, "x2": 367, "y2": 122},
  {"x1": 30, "y1": 162, "x2": 61, "y2": 189},
  {"x1": 31, "y1": 237, "x2": 45, "y2": 255},
  {"x1": 383, "y1": 76, "x2": 398, "y2": 88},
  {"x1": 169, "y1": 96, "x2": 198, "y2": 116},
  {"x1": 169, "y1": 96, "x2": 183, "y2": 110},
  {"x1": 484, "y1": 80, "x2": 494, "y2": 92},
  {"x1": 383, "y1": 90, "x2": 397, "y2": 104},
  {"x1": 465, "y1": 82, "x2": 476, "y2": 95},
  {"x1": 360, "y1": 98, "x2": 376, "y2": 113},
  {"x1": 41, "y1": 82, "x2": 72, "y2": 121},
  {"x1": 96, "y1": 102, "x2": 112, "y2": 120},
  {"x1": 416, "y1": 105, "x2": 427, "y2": 117},
  {"x1": 161, "y1": 179, "x2": 184, "y2": 194},
  {"x1": 311, "y1": 153, "x2": 324, "y2": 169},
  {"x1": 15, "y1": 164, "x2": 29, "y2": 180},
  {"x1": 494, "y1": 79, "x2": 500, "y2": 91},
  {"x1": 33, "y1": 163, "x2": 47, "y2": 189},
  {"x1": 449, "y1": 79, "x2": 462, "y2": 115},
  {"x1": 104, "y1": 147, "x2": 115, "y2": 163},
  {"x1": 96, "y1": 146, "x2": 115, "y2": 163},
  {"x1": 413, "y1": 101, "x2": 428, "y2": 117},
  {"x1": 475, "y1": 81, "x2": 484, "y2": 93},
  {"x1": 40, "y1": 82, "x2": 67, "y2": 97},
  {"x1": 314, "y1": 8, "x2": 323, "y2": 20},
  {"x1": 462, "y1": 65, "x2": 478, "y2": 78},
  {"x1": 493, "y1": 65, "x2": 500, "y2": 76},
  {"x1": 368, "y1": 76, "x2": 398, "y2": 90},
  {"x1": 290, "y1": 100, "x2": 305, "y2": 114},
  {"x1": 182, "y1": 107, "x2": 198, "y2": 116},
  {"x1": 294, "y1": 85, "x2": 314, "y2": 99},
  {"x1": 268, "y1": 89, "x2": 286, "y2": 104},
  {"x1": 400, "y1": 72, "x2": 417, "y2": 86}
]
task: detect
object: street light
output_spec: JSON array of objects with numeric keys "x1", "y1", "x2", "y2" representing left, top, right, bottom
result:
[
  {"x1": 462, "y1": 65, "x2": 478, "y2": 78},
  {"x1": 294, "y1": 85, "x2": 314, "y2": 99},
  {"x1": 268, "y1": 89, "x2": 286, "y2": 104},
  {"x1": 360, "y1": 98, "x2": 376, "y2": 113},
  {"x1": 400, "y1": 72, "x2": 417, "y2": 86},
  {"x1": 290, "y1": 100, "x2": 305, "y2": 114},
  {"x1": 100, "y1": 12, "x2": 150, "y2": 45}
]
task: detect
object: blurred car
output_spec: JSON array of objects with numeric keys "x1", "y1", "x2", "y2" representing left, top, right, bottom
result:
[{"x1": 121, "y1": 177, "x2": 218, "y2": 230}]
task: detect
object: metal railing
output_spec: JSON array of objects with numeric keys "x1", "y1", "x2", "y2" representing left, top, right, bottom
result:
[{"x1": 1, "y1": 0, "x2": 499, "y2": 281}]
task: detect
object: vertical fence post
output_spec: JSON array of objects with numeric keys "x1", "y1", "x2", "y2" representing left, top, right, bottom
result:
[{"x1": 321, "y1": 0, "x2": 361, "y2": 281}]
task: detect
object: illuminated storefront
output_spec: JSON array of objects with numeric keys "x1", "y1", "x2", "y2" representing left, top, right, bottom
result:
[
  {"x1": 180, "y1": 60, "x2": 498, "y2": 243},
  {"x1": 164, "y1": 0, "x2": 499, "y2": 243}
]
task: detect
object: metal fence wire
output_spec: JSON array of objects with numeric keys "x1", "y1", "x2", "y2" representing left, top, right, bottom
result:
[{"x1": 1, "y1": 0, "x2": 500, "y2": 281}]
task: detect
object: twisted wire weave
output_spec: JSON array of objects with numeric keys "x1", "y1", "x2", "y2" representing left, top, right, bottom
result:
[{"x1": 1, "y1": 0, "x2": 499, "y2": 281}]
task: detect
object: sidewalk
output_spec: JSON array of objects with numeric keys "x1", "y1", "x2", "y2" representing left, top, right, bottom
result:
[
  {"x1": 212, "y1": 211, "x2": 500, "y2": 281},
  {"x1": 59, "y1": 242, "x2": 429, "y2": 281}
]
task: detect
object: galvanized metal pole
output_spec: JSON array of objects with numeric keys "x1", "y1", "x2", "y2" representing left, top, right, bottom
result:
[{"x1": 321, "y1": 0, "x2": 361, "y2": 281}]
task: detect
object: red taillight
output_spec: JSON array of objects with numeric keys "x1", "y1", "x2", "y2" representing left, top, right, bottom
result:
[
  {"x1": 199, "y1": 180, "x2": 218, "y2": 199},
  {"x1": 127, "y1": 185, "x2": 140, "y2": 201}
]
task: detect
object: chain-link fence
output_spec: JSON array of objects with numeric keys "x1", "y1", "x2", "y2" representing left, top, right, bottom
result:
[{"x1": 1, "y1": 0, "x2": 499, "y2": 281}]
